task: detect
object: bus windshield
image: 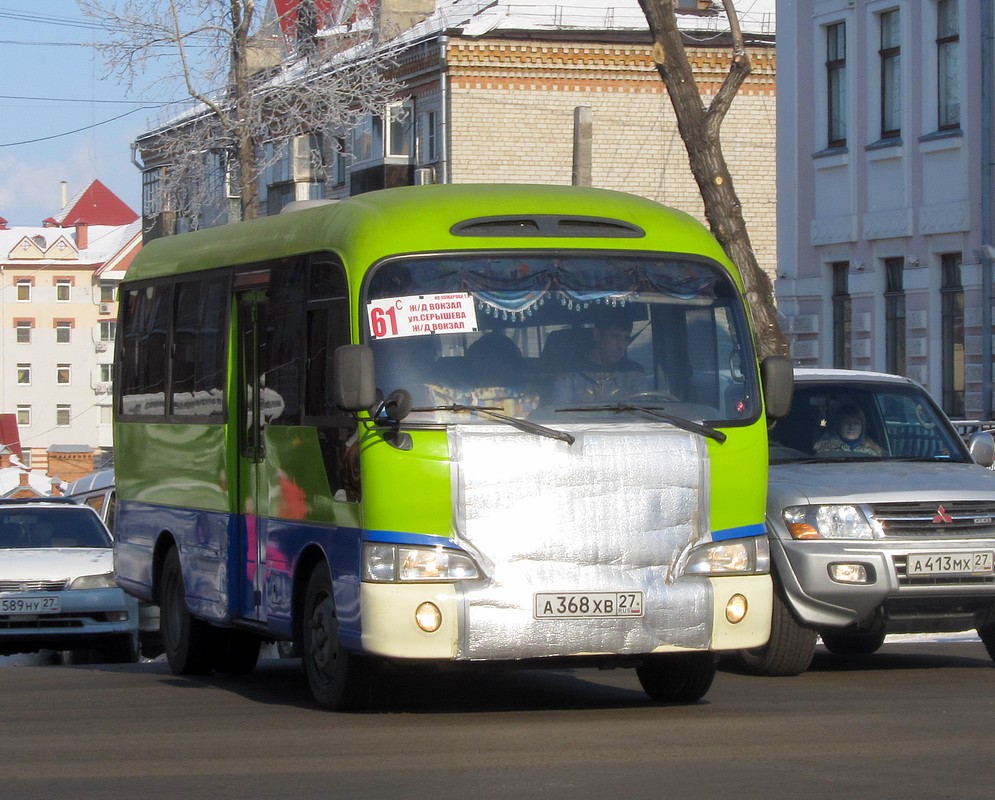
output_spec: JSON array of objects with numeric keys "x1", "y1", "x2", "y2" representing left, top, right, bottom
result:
[{"x1": 365, "y1": 253, "x2": 759, "y2": 425}]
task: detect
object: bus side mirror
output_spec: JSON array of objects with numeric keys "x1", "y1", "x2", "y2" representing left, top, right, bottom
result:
[
  {"x1": 761, "y1": 355, "x2": 794, "y2": 420},
  {"x1": 968, "y1": 430, "x2": 995, "y2": 468},
  {"x1": 332, "y1": 345, "x2": 377, "y2": 411}
]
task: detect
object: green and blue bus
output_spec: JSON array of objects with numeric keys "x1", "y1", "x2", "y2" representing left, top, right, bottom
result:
[{"x1": 112, "y1": 184, "x2": 792, "y2": 709}]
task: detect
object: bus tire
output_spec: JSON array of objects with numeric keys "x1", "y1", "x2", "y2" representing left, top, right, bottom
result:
[
  {"x1": 733, "y1": 590, "x2": 816, "y2": 676},
  {"x1": 819, "y1": 628, "x2": 886, "y2": 656},
  {"x1": 213, "y1": 630, "x2": 262, "y2": 675},
  {"x1": 161, "y1": 547, "x2": 215, "y2": 675},
  {"x1": 302, "y1": 565, "x2": 371, "y2": 711},
  {"x1": 636, "y1": 651, "x2": 716, "y2": 704}
]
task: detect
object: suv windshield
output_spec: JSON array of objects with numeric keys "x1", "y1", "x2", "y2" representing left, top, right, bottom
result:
[
  {"x1": 769, "y1": 380, "x2": 969, "y2": 464},
  {"x1": 364, "y1": 253, "x2": 758, "y2": 425},
  {"x1": 0, "y1": 506, "x2": 112, "y2": 549}
]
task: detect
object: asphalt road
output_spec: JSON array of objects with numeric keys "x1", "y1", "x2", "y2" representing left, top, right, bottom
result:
[{"x1": 2, "y1": 639, "x2": 993, "y2": 800}]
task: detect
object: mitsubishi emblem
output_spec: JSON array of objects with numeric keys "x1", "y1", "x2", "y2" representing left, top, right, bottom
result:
[{"x1": 933, "y1": 505, "x2": 954, "y2": 524}]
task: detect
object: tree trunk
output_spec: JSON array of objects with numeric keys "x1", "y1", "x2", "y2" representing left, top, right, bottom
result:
[{"x1": 639, "y1": 0, "x2": 787, "y2": 358}]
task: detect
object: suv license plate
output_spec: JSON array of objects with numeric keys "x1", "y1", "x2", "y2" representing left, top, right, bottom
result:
[
  {"x1": 0, "y1": 596, "x2": 61, "y2": 614},
  {"x1": 534, "y1": 592, "x2": 643, "y2": 619},
  {"x1": 906, "y1": 551, "x2": 995, "y2": 576}
]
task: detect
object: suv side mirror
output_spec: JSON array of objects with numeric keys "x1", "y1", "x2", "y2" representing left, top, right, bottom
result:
[
  {"x1": 968, "y1": 430, "x2": 995, "y2": 468},
  {"x1": 332, "y1": 345, "x2": 377, "y2": 411},
  {"x1": 761, "y1": 355, "x2": 794, "y2": 420}
]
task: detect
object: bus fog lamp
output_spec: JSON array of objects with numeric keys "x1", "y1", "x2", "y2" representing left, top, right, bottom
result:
[
  {"x1": 725, "y1": 593, "x2": 748, "y2": 624},
  {"x1": 829, "y1": 563, "x2": 869, "y2": 584},
  {"x1": 415, "y1": 602, "x2": 442, "y2": 633}
]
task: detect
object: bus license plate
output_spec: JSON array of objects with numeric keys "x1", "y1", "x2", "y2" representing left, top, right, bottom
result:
[
  {"x1": 0, "y1": 595, "x2": 61, "y2": 614},
  {"x1": 534, "y1": 592, "x2": 643, "y2": 619},
  {"x1": 906, "y1": 551, "x2": 995, "y2": 576}
]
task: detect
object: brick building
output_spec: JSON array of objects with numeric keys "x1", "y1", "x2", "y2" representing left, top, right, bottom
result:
[{"x1": 136, "y1": 0, "x2": 778, "y2": 279}]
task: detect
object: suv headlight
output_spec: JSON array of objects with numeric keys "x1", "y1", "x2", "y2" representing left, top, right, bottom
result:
[
  {"x1": 69, "y1": 572, "x2": 116, "y2": 590},
  {"x1": 684, "y1": 535, "x2": 770, "y2": 575},
  {"x1": 363, "y1": 543, "x2": 480, "y2": 583},
  {"x1": 783, "y1": 505, "x2": 875, "y2": 540}
]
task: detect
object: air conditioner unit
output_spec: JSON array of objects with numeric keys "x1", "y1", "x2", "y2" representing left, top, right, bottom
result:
[
  {"x1": 95, "y1": 343, "x2": 107, "y2": 353},
  {"x1": 414, "y1": 167, "x2": 435, "y2": 185},
  {"x1": 99, "y1": 303, "x2": 110, "y2": 314}
]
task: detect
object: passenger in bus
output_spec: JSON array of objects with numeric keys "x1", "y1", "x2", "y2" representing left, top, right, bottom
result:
[
  {"x1": 549, "y1": 316, "x2": 649, "y2": 405},
  {"x1": 813, "y1": 403, "x2": 882, "y2": 456}
]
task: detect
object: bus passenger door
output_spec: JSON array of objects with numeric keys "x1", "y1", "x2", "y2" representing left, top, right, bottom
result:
[{"x1": 236, "y1": 287, "x2": 270, "y2": 623}]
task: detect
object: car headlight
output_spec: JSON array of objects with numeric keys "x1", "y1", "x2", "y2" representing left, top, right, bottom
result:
[
  {"x1": 69, "y1": 572, "x2": 116, "y2": 590},
  {"x1": 363, "y1": 543, "x2": 480, "y2": 583},
  {"x1": 782, "y1": 505, "x2": 875, "y2": 540},
  {"x1": 684, "y1": 535, "x2": 770, "y2": 575}
]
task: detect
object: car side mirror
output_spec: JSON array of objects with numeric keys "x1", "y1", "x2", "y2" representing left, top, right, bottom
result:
[
  {"x1": 761, "y1": 355, "x2": 794, "y2": 420},
  {"x1": 968, "y1": 430, "x2": 995, "y2": 468},
  {"x1": 332, "y1": 345, "x2": 377, "y2": 412}
]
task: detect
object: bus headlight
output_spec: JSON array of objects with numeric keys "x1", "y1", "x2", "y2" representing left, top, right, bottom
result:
[
  {"x1": 363, "y1": 543, "x2": 480, "y2": 583},
  {"x1": 683, "y1": 536, "x2": 769, "y2": 576}
]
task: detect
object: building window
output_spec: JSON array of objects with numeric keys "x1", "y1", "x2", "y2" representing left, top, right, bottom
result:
[
  {"x1": 16, "y1": 280, "x2": 31, "y2": 302},
  {"x1": 16, "y1": 405, "x2": 31, "y2": 427},
  {"x1": 15, "y1": 320, "x2": 32, "y2": 343},
  {"x1": 941, "y1": 253, "x2": 965, "y2": 417},
  {"x1": 142, "y1": 167, "x2": 164, "y2": 217},
  {"x1": 56, "y1": 321, "x2": 72, "y2": 344},
  {"x1": 57, "y1": 364, "x2": 71, "y2": 385},
  {"x1": 100, "y1": 363, "x2": 113, "y2": 383},
  {"x1": 99, "y1": 320, "x2": 117, "y2": 342},
  {"x1": 16, "y1": 364, "x2": 31, "y2": 386},
  {"x1": 56, "y1": 405, "x2": 71, "y2": 427},
  {"x1": 827, "y1": 22, "x2": 847, "y2": 148},
  {"x1": 885, "y1": 257, "x2": 906, "y2": 375},
  {"x1": 56, "y1": 279, "x2": 72, "y2": 302},
  {"x1": 99, "y1": 282, "x2": 115, "y2": 303},
  {"x1": 880, "y1": 10, "x2": 901, "y2": 138},
  {"x1": 832, "y1": 262, "x2": 852, "y2": 369},
  {"x1": 937, "y1": 0, "x2": 960, "y2": 130}
]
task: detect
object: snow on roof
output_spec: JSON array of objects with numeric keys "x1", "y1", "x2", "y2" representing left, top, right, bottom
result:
[
  {"x1": 0, "y1": 467, "x2": 57, "y2": 498},
  {"x1": 0, "y1": 218, "x2": 141, "y2": 266},
  {"x1": 398, "y1": 0, "x2": 774, "y2": 42}
]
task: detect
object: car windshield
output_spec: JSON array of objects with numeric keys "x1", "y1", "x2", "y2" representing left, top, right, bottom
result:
[
  {"x1": 0, "y1": 507, "x2": 112, "y2": 549},
  {"x1": 769, "y1": 380, "x2": 969, "y2": 465},
  {"x1": 364, "y1": 253, "x2": 759, "y2": 425}
]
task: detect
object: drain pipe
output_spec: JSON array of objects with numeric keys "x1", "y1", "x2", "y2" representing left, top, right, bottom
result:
[
  {"x1": 983, "y1": 1, "x2": 994, "y2": 419},
  {"x1": 438, "y1": 35, "x2": 450, "y2": 184}
]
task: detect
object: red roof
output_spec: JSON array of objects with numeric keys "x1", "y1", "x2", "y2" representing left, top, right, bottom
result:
[
  {"x1": 54, "y1": 179, "x2": 138, "y2": 227},
  {"x1": 0, "y1": 414, "x2": 21, "y2": 459}
]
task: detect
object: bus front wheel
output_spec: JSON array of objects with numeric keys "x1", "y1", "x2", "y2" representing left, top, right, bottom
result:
[
  {"x1": 302, "y1": 565, "x2": 371, "y2": 710},
  {"x1": 636, "y1": 652, "x2": 716, "y2": 704},
  {"x1": 161, "y1": 547, "x2": 214, "y2": 675}
]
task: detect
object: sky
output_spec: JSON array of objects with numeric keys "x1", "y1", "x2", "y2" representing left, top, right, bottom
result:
[{"x1": 0, "y1": 2, "x2": 168, "y2": 227}]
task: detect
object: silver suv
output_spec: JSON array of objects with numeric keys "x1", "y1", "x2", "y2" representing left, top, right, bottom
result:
[{"x1": 735, "y1": 369, "x2": 995, "y2": 675}]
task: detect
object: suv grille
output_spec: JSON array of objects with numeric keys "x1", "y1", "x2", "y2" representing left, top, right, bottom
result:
[{"x1": 869, "y1": 501, "x2": 995, "y2": 538}]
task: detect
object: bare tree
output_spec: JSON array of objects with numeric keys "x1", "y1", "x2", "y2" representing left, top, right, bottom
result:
[
  {"x1": 638, "y1": 0, "x2": 787, "y2": 357},
  {"x1": 79, "y1": 0, "x2": 402, "y2": 224}
]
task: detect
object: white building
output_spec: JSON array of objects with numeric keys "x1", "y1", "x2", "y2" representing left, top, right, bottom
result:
[
  {"x1": 777, "y1": 0, "x2": 992, "y2": 420},
  {"x1": 0, "y1": 181, "x2": 141, "y2": 469}
]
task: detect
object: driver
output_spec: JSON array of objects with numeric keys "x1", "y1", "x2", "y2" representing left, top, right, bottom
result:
[{"x1": 550, "y1": 316, "x2": 649, "y2": 404}]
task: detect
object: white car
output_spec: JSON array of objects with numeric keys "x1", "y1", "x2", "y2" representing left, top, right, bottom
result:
[
  {"x1": 0, "y1": 497, "x2": 139, "y2": 662},
  {"x1": 734, "y1": 369, "x2": 995, "y2": 676}
]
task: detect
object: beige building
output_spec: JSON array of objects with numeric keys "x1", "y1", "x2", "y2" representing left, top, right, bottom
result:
[
  {"x1": 0, "y1": 181, "x2": 140, "y2": 471},
  {"x1": 136, "y1": 0, "x2": 777, "y2": 278}
]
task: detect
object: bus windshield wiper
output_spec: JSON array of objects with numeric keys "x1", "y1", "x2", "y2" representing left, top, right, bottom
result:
[
  {"x1": 411, "y1": 404, "x2": 576, "y2": 445},
  {"x1": 554, "y1": 403, "x2": 726, "y2": 443}
]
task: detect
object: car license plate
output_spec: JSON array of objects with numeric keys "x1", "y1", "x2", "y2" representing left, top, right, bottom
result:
[
  {"x1": 534, "y1": 591, "x2": 643, "y2": 619},
  {"x1": 906, "y1": 551, "x2": 995, "y2": 576},
  {"x1": 0, "y1": 595, "x2": 61, "y2": 614}
]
